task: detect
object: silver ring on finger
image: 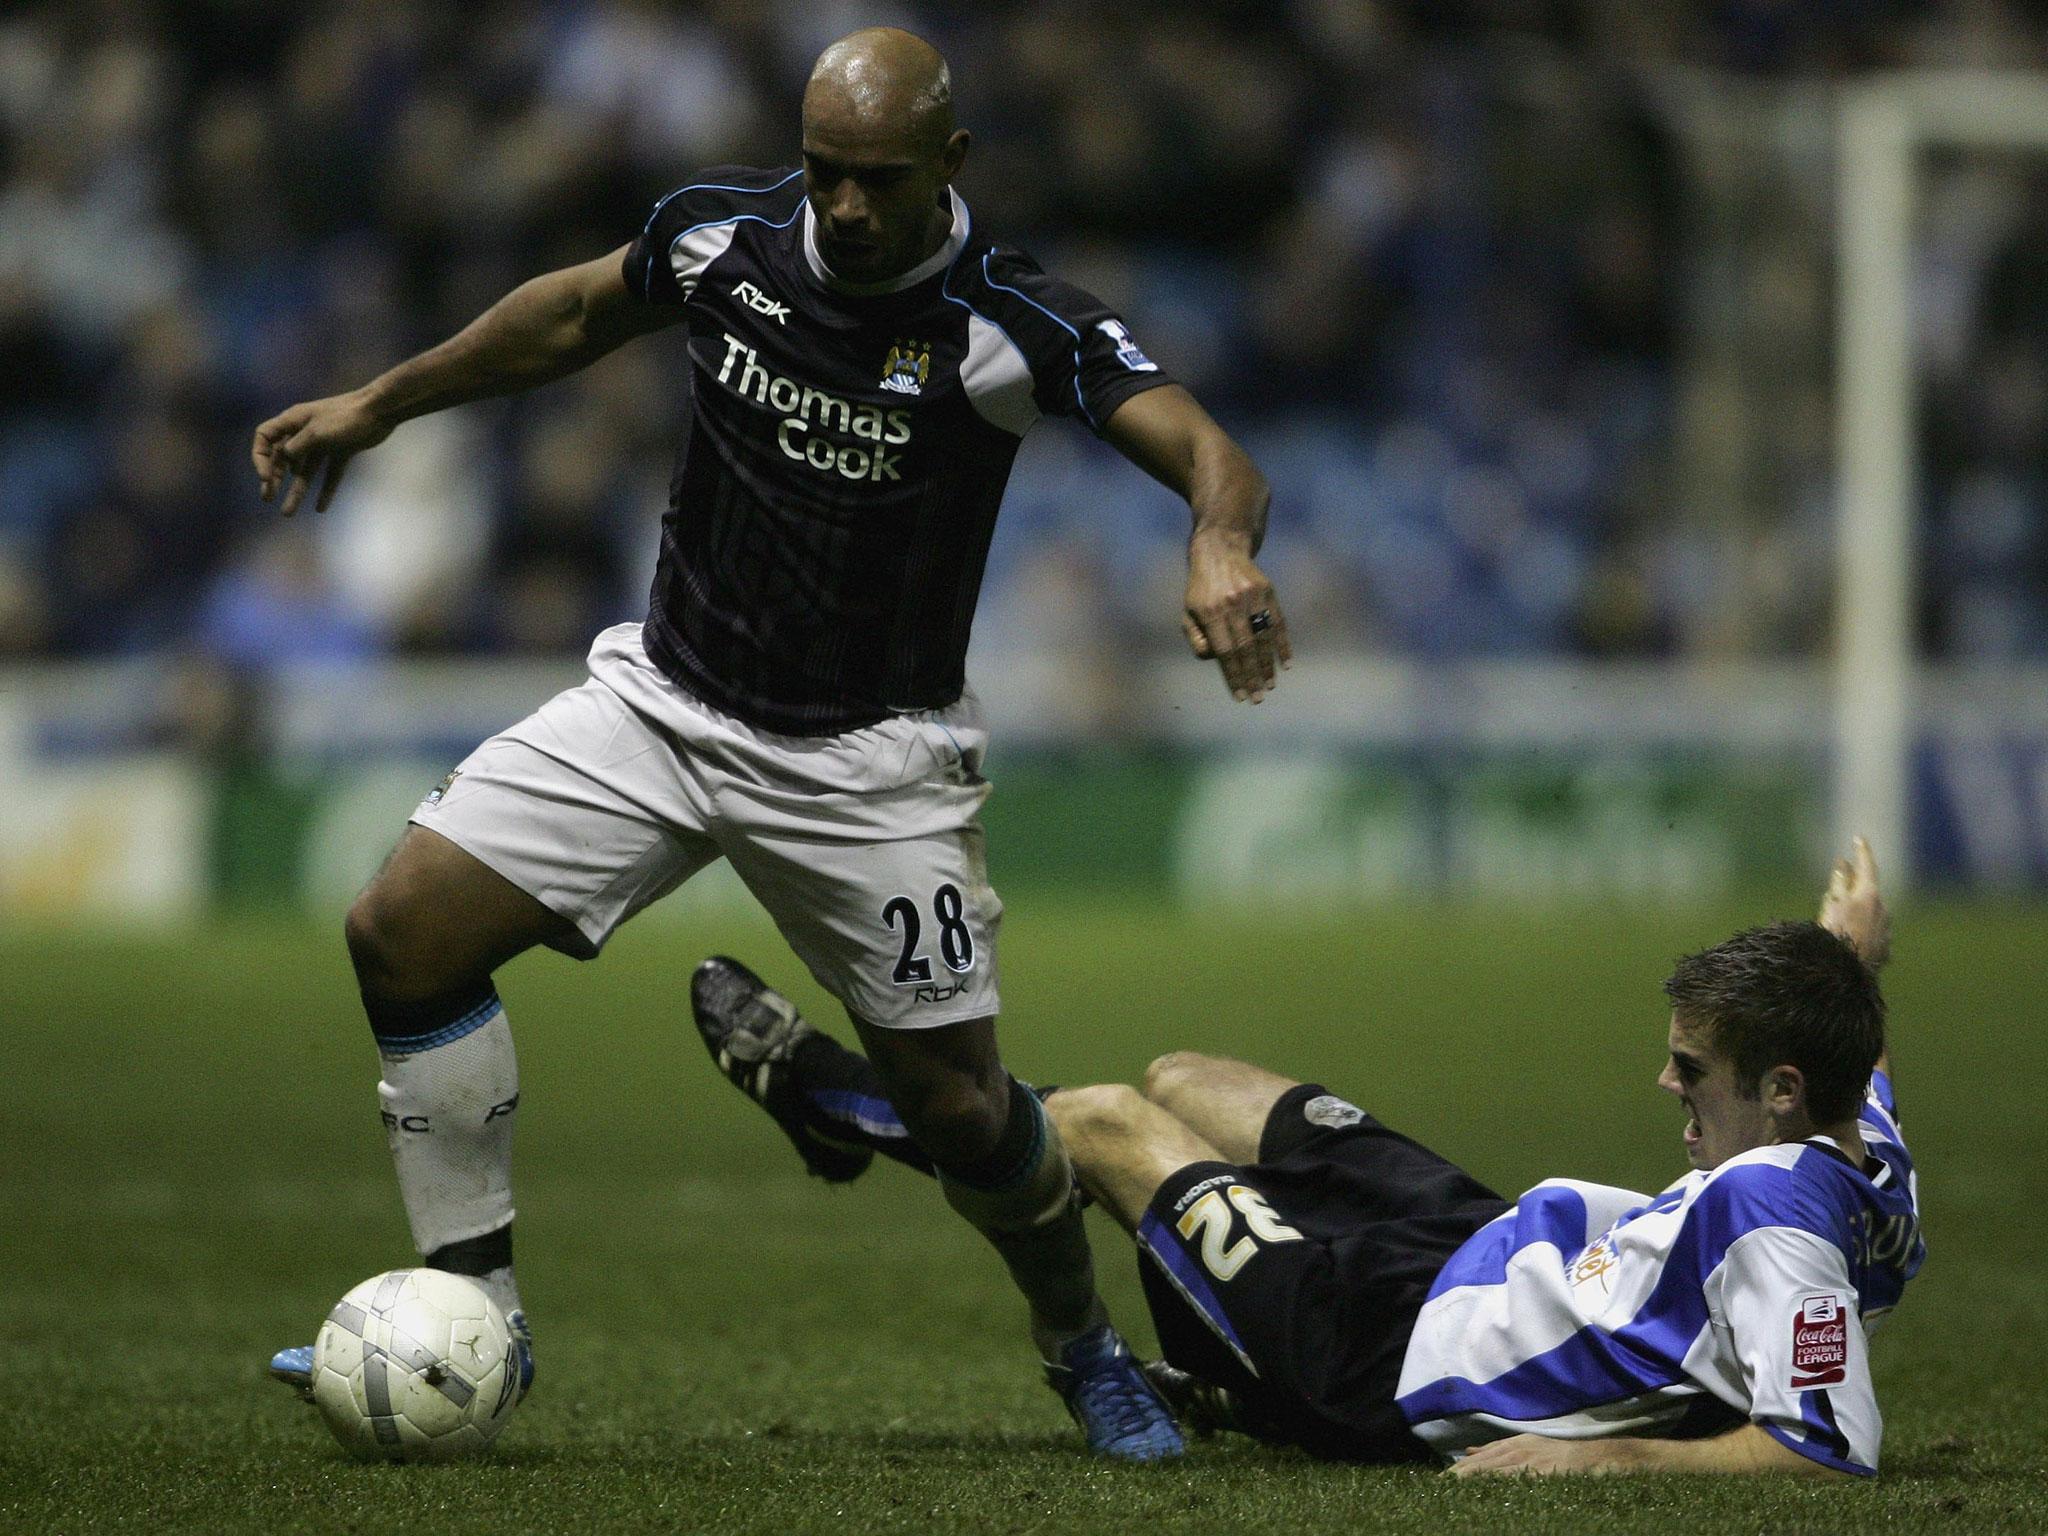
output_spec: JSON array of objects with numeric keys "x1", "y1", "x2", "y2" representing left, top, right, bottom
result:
[{"x1": 1248, "y1": 609, "x2": 1273, "y2": 635}]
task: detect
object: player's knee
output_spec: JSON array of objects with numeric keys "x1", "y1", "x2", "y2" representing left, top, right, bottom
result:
[
  {"x1": 1143, "y1": 1051, "x2": 1215, "y2": 1110},
  {"x1": 344, "y1": 889, "x2": 395, "y2": 991},
  {"x1": 345, "y1": 882, "x2": 447, "y2": 1001},
  {"x1": 1046, "y1": 1082, "x2": 1147, "y2": 1149}
]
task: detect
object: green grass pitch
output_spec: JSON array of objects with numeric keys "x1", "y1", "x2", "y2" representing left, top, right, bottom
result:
[{"x1": 3, "y1": 897, "x2": 2044, "y2": 1533}]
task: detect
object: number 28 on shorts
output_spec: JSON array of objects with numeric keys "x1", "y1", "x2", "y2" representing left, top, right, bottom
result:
[{"x1": 882, "y1": 882, "x2": 976, "y2": 985}]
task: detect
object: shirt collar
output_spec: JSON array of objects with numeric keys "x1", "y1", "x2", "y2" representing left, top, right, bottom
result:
[
  {"x1": 1806, "y1": 1133, "x2": 1884, "y2": 1180},
  {"x1": 802, "y1": 187, "x2": 968, "y2": 296}
]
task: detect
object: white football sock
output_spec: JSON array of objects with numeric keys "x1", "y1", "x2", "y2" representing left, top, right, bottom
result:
[{"x1": 376, "y1": 1001, "x2": 518, "y2": 1268}]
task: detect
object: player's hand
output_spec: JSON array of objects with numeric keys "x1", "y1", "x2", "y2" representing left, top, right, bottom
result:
[
  {"x1": 1449, "y1": 1434, "x2": 1636, "y2": 1477},
  {"x1": 251, "y1": 389, "x2": 394, "y2": 516},
  {"x1": 1818, "y1": 835, "x2": 1890, "y2": 971},
  {"x1": 1183, "y1": 534, "x2": 1290, "y2": 703}
]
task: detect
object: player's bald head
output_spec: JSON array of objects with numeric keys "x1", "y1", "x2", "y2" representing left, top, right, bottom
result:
[
  {"x1": 801, "y1": 29, "x2": 967, "y2": 284},
  {"x1": 803, "y1": 27, "x2": 955, "y2": 155}
]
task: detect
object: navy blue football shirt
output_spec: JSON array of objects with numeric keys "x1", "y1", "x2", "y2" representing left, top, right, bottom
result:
[{"x1": 622, "y1": 166, "x2": 1172, "y2": 736}]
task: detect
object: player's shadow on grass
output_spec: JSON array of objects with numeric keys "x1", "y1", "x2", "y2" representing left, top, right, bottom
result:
[
  {"x1": 479, "y1": 1426, "x2": 1325, "y2": 1467},
  {"x1": 1879, "y1": 1437, "x2": 2002, "y2": 1479},
  {"x1": 751, "y1": 1426, "x2": 1336, "y2": 1463}
]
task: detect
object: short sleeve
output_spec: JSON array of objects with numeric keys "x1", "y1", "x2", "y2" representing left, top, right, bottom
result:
[
  {"x1": 621, "y1": 165, "x2": 801, "y2": 308},
  {"x1": 1713, "y1": 1226, "x2": 1882, "y2": 1476},
  {"x1": 623, "y1": 188, "x2": 699, "y2": 307},
  {"x1": 976, "y1": 253, "x2": 1174, "y2": 432},
  {"x1": 1860, "y1": 1069, "x2": 1905, "y2": 1150}
]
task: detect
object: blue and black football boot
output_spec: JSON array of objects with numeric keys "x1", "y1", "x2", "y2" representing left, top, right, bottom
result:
[{"x1": 691, "y1": 956, "x2": 872, "y2": 1184}]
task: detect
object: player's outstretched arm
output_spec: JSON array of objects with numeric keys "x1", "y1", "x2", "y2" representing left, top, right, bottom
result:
[
  {"x1": 1819, "y1": 835, "x2": 1891, "y2": 1078},
  {"x1": 1101, "y1": 385, "x2": 1289, "y2": 704},
  {"x1": 1819, "y1": 836, "x2": 1891, "y2": 973},
  {"x1": 252, "y1": 244, "x2": 679, "y2": 516},
  {"x1": 1449, "y1": 1422, "x2": 1851, "y2": 1478}
]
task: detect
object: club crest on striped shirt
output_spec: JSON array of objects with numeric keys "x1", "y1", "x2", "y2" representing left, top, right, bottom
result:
[
  {"x1": 881, "y1": 339, "x2": 931, "y2": 396},
  {"x1": 1568, "y1": 1231, "x2": 1619, "y2": 1293}
]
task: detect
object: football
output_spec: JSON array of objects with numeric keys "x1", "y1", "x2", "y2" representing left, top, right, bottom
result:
[{"x1": 309, "y1": 1269, "x2": 520, "y2": 1460}]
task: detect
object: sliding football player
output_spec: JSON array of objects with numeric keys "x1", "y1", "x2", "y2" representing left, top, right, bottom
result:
[{"x1": 698, "y1": 840, "x2": 1918, "y2": 1475}]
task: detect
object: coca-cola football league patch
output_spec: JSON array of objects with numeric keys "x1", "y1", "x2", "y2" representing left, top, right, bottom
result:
[{"x1": 1791, "y1": 1293, "x2": 1849, "y2": 1388}]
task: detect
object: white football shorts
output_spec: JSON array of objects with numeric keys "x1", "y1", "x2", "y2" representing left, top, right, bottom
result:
[{"x1": 409, "y1": 623, "x2": 1001, "y2": 1028}]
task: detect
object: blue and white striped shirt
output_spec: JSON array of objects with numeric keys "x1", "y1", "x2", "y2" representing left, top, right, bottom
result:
[{"x1": 1396, "y1": 1073, "x2": 1921, "y2": 1474}]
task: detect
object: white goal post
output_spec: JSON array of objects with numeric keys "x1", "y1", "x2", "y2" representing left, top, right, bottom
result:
[{"x1": 1835, "y1": 72, "x2": 2048, "y2": 890}]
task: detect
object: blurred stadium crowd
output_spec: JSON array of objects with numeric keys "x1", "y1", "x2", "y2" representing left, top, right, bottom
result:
[{"x1": 2, "y1": 0, "x2": 2045, "y2": 670}]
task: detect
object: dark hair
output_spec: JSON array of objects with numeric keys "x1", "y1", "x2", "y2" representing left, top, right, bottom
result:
[{"x1": 1663, "y1": 920, "x2": 1885, "y2": 1124}]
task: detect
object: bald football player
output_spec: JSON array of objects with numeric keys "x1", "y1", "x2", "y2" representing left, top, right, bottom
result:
[{"x1": 256, "y1": 28, "x2": 1287, "y2": 1460}]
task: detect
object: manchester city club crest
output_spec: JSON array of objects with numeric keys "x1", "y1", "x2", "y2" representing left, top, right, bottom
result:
[{"x1": 880, "y1": 339, "x2": 931, "y2": 396}]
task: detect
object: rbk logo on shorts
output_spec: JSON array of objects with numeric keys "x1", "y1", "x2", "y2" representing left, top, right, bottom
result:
[
  {"x1": 1791, "y1": 1293, "x2": 1848, "y2": 1388},
  {"x1": 424, "y1": 768, "x2": 461, "y2": 807}
]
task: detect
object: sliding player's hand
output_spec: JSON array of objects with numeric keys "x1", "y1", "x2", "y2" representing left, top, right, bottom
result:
[
  {"x1": 252, "y1": 390, "x2": 394, "y2": 517},
  {"x1": 1449, "y1": 1433, "x2": 1627, "y2": 1477},
  {"x1": 1818, "y1": 835, "x2": 1890, "y2": 971},
  {"x1": 1183, "y1": 538, "x2": 1290, "y2": 704}
]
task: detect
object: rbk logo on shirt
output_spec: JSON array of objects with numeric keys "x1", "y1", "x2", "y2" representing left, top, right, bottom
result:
[
  {"x1": 732, "y1": 280, "x2": 790, "y2": 324},
  {"x1": 1791, "y1": 1293, "x2": 1849, "y2": 1388}
]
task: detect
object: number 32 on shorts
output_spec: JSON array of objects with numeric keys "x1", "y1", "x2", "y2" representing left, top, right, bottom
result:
[
  {"x1": 1178, "y1": 1185, "x2": 1304, "y2": 1281},
  {"x1": 882, "y1": 883, "x2": 975, "y2": 985}
]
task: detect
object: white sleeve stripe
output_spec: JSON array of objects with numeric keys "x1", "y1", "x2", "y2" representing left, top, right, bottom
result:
[
  {"x1": 953, "y1": 311, "x2": 1038, "y2": 436},
  {"x1": 1861, "y1": 1099, "x2": 1904, "y2": 1147},
  {"x1": 664, "y1": 222, "x2": 743, "y2": 300}
]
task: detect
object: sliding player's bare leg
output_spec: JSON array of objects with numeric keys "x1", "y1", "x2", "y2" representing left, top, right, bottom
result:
[
  {"x1": 1041, "y1": 1084, "x2": 1226, "y2": 1230},
  {"x1": 1041, "y1": 1084, "x2": 1262, "y2": 1441},
  {"x1": 1140, "y1": 1051, "x2": 1303, "y2": 1165},
  {"x1": 270, "y1": 826, "x2": 573, "y2": 1397}
]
